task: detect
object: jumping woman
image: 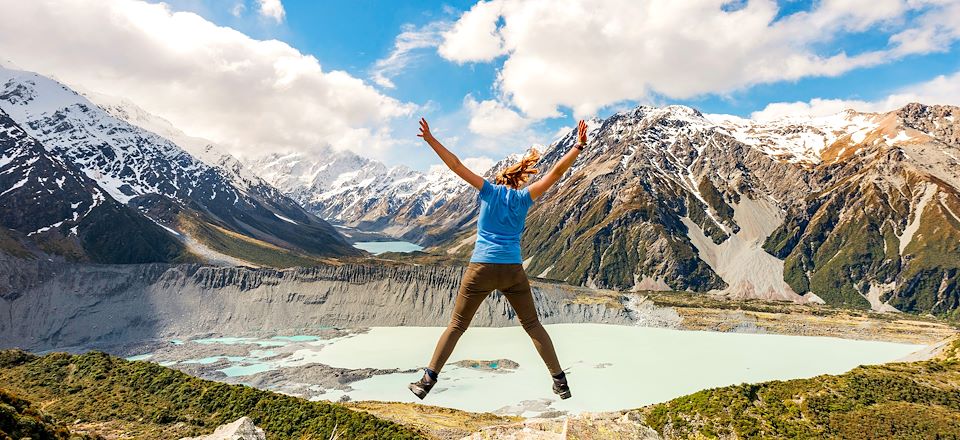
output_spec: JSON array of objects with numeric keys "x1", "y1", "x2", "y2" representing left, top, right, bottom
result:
[{"x1": 408, "y1": 117, "x2": 589, "y2": 401}]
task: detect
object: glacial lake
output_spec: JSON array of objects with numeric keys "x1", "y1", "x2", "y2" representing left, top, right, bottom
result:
[
  {"x1": 136, "y1": 324, "x2": 924, "y2": 417},
  {"x1": 352, "y1": 241, "x2": 423, "y2": 255}
]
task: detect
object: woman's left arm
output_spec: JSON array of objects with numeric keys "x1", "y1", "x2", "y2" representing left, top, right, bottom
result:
[
  {"x1": 528, "y1": 120, "x2": 587, "y2": 200},
  {"x1": 418, "y1": 118, "x2": 484, "y2": 190}
]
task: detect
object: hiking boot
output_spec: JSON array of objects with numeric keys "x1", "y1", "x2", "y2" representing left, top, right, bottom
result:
[
  {"x1": 408, "y1": 371, "x2": 437, "y2": 400},
  {"x1": 552, "y1": 373, "x2": 571, "y2": 399}
]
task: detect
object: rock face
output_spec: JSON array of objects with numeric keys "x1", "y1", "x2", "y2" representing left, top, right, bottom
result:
[
  {"x1": 181, "y1": 417, "x2": 265, "y2": 440},
  {"x1": 0, "y1": 255, "x2": 633, "y2": 351},
  {"x1": 0, "y1": 65, "x2": 358, "y2": 263}
]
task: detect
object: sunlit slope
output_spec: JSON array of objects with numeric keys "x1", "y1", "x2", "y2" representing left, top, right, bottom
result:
[{"x1": 0, "y1": 350, "x2": 424, "y2": 440}]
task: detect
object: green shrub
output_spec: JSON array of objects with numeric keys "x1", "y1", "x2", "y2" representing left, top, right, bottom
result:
[{"x1": 0, "y1": 350, "x2": 425, "y2": 440}]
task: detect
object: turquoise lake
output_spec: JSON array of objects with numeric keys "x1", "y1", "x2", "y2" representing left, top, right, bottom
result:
[
  {"x1": 136, "y1": 324, "x2": 925, "y2": 416},
  {"x1": 352, "y1": 241, "x2": 423, "y2": 254}
]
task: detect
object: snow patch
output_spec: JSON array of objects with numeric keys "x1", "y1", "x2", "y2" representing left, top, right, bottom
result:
[
  {"x1": 273, "y1": 212, "x2": 298, "y2": 225},
  {"x1": 537, "y1": 264, "x2": 555, "y2": 278},
  {"x1": 897, "y1": 185, "x2": 937, "y2": 255},
  {"x1": 0, "y1": 176, "x2": 28, "y2": 196}
]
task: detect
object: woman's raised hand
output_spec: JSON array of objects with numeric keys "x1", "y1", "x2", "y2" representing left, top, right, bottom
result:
[
  {"x1": 417, "y1": 118, "x2": 435, "y2": 142},
  {"x1": 577, "y1": 119, "x2": 588, "y2": 147}
]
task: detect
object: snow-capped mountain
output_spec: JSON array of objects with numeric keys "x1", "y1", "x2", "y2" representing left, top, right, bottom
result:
[
  {"x1": 246, "y1": 148, "x2": 471, "y2": 235},
  {"x1": 706, "y1": 110, "x2": 883, "y2": 164},
  {"x1": 0, "y1": 65, "x2": 359, "y2": 264},
  {"x1": 82, "y1": 89, "x2": 273, "y2": 193},
  {"x1": 0, "y1": 107, "x2": 187, "y2": 263},
  {"x1": 417, "y1": 103, "x2": 959, "y2": 317}
]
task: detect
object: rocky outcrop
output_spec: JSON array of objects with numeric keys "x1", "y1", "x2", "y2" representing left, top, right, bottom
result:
[
  {"x1": 181, "y1": 417, "x2": 265, "y2": 440},
  {"x1": 461, "y1": 412, "x2": 662, "y2": 440},
  {"x1": 0, "y1": 256, "x2": 632, "y2": 351}
]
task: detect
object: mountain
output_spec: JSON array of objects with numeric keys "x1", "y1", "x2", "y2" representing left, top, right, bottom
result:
[
  {"x1": 762, "y1": 104, "x2": 960, "y2": 314},
  {"x1": 246, "y1": 148, "x2": 470, "y2": 236},
  {"x1": 0, "y1": 66, "x2": 360, "y2": 265},
  {"x1": 412, "y1": 104, "x2": 959, "y2": 317},
  {"x1": 0, "y1": 108, "x2": 189, "y2": 263}
]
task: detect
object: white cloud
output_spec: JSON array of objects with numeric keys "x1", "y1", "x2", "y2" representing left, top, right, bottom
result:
[
  {"x1": 464, "y1": 95, "x2": 530, "y2": 136},
  {"x1": 462, "y1": 156, "x2": 497, "y2": 174},
  {"x1": 370, "y1": 21, "x2": 451, "y2": 89},
  {"x1": 429, "y1": 156, "x2": 497, "y2": 176},
  {"x1": 551, "y1": 125, "x2": 573, "y2": 142},
  {"x1": 439, "y1": 0, "x2": 960, "y2": 120},
  {"x1": 751, "y1": 70, "x2": 960, "y2": 120},
  {"x1": 438, "y1": 0, "x2": 506, "y2": 63},
  {"x1": 0, "y1": 0, "x2": 414, "y2": 158},
  {"x1": 888, "y1": 0, "x2": 960, "y2": 55},
  {"x1": 230, "y1": 1, "x2": 246, "y2": 18},
  {"x1": 257, "y1": 0, "x2": 285, "y2": 22}
]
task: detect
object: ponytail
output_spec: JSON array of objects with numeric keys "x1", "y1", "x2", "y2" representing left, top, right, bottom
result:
[{"x1": 495, "y1": 148, "x2": 541, "y2": 189}]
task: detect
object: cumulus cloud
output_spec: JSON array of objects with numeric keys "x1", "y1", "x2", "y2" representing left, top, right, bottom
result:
[
  {"x1": 257, "y1": 0, "x2": 285, "y2": 22},
  {"x1": 230, "y1": 1, "x2": 246, "y2": 18},
  {"x1": 439, "y1": 0, "x2": 960, "y2": 120},
  {"x1": 0, "y1": 0, "x2": 413, "y2": 158},
  {"x1": 438, "y1": 0, "x2": 506, "y2": 63},
  {"x1": 427, "y1": 156, "x2": 496, "y2": 176},
  {"x1": 464, "y1": 95, "x2": 530, "y2": 136},
  {"x1": 750, "y1": 70, "x2": 960, "y2": 120},
  {"x1": 370, "y1": 21, "x2": 451, "y2": 89}
]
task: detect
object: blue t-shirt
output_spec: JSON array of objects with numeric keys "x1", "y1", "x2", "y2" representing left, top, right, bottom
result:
[{"x1": 470, "y1": 180, "x2": 535, "y2": 264}]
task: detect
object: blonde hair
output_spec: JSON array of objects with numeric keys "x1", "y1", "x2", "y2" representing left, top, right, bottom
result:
[{"x1": 495, "y1": 148, "x2": 541, "y2": 189}]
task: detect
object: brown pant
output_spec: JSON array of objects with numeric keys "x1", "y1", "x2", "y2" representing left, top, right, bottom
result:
[{"x1": 427, "y1": 262, "x2": 563, "y2": 376}]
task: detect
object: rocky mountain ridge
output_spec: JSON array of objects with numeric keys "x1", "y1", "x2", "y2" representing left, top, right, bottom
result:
[
  {"x1": 0, "y1": 65, "x2": 359, "y2": 264},
  {"x1": 245, "y1": 149, "x2": 469, "y2": 236},
  {"x1": 388, "y1": 103, "x2": 959, "y2": 317},
  {"x1": 0, "y1": 107, "x2": 188, "y2": 263}
]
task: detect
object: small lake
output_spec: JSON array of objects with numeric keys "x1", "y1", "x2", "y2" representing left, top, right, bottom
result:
[
  {"x1": 353, "y1": 241, "x2": 423, "y2": 255},
  {"x1": 134, "y1": 324, "x2": 924, "y2": 417}
]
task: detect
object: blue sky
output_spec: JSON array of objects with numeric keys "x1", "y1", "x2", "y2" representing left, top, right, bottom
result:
[
  {"x1": 3, "y1": 0, "x2": 958, "y2": 171},
  {"x1": 152, "y1": 0, "x2": 960, "y2": 170}
]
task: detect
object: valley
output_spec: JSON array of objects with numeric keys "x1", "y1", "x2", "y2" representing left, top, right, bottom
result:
[
  {"x1": 0, "y1": 254, "x2": 956, "y2": 438},
  {"x1": 2, "y1": 63, "x2": 959, "y2": 439}
]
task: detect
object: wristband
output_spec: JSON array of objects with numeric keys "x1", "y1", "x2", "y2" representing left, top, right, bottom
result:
[{"x1": 574, "y1": 142, "x2": 585, "y2": 151}]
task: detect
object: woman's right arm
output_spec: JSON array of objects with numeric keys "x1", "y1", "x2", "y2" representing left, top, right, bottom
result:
[
  {"x1": 528, "y1": 120, "x2": 587, "y2": 200},
  {"x1": 418, "y1": 118, "x2": 484, "y2": 190}
]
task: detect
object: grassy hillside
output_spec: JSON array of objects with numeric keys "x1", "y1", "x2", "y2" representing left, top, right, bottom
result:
[
  {"x1": 0, "y1": 387, "x2": 101, "y2": 440},
  {"x1": 642, "y1": 337, "x2": 960, "y2": 439},
  {"x1": 178, "y1": 212, "x2": 334, "y2": 268},
  {"x1": 0, "y1": 350, "x2": 424, "y2": 440}
]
